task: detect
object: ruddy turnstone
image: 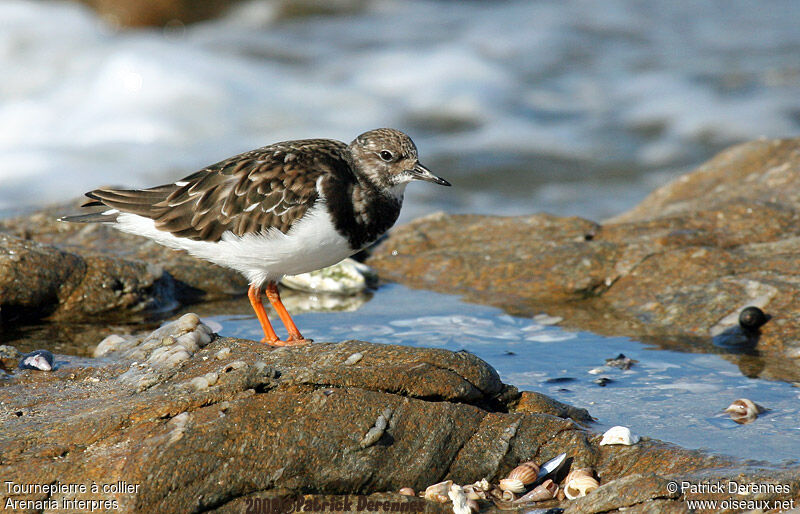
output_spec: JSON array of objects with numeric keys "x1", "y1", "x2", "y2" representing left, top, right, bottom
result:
[{"x1": 61, "y1": 128, "x2": 450, "y2": 346}]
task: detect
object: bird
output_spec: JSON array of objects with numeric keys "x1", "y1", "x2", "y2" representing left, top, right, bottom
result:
[{"x1": 60, "y1": 128, "x2": 450, "y2": 346}]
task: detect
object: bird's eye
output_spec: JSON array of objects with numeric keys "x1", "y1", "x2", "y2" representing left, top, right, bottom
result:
[{"x1": 379, "y1": 150, "x2": 394, "y2": 162}]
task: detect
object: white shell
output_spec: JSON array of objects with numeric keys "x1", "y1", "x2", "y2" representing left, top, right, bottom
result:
[
  {"x1": 564, "y1": 471, "x2": 599, "y2": 500},
  {"x1": 463, "y1": 478, "x2": 491, "y2": 500},
  {"x1": 344, "y1": 352, "x2": 363, "y2": 365},
  {"x1": 281, "y1": 258, "x2": 376, "y2": 294},
  {"x1": 725, "y1": 398, "x2": 763, "y2": 424},
  {"x1": 424, "y1": 480, "x2": 453, "y2": 503},
  {"x1": 599, "y1": 425, "x2": 640, "y2": 446},
  {"x1": 448, "y1": 484, "x2": 471, "y2": 514},
  {"x1": 499, "y1": 488, "x2": 516, "y2": 501},
  {"x1": 498, "y1": 478, "x2": 526, "y2": 493},
  {"x1": 398, "y1": 487, "x2": 415, "y2": 496}
]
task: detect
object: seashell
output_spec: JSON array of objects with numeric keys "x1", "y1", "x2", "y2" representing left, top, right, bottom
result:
[
  {"x1": 475, "y1": 478, "x2": 491, "y2": 491},
  {"x1": 466, "y1": 499, "x2": 479, "y2": 513},
  {"x1": 593, "y1": 377, "x2": 612, "y2": 387},
  {"x1": 398, "y1": 487, "x2": 415, "y2": 496},
  {"x1": 739, "y1": 306, "x2": 768, "y2": 331},
  {"x1": 537, "y1": 452, "x2": 567, "y2": 482},
  {"x1": 424, "y1": 480, "x2": 453, "y2": 503},
  {"x1": 564, "y1": 469, "x2": 599, "y2": 500},
  {"x1": 344, "y1": 352, "x2": 363, "y2": 365},
  {"x1": 507, "y1": 460, "x2": 540, "y2": 485},
  {"x1": 498, "y1": 478, "x2": 526, "y2": 494},
  {"x1": 281, "y1": 258, "x2": 376, "y2": 294},
  {"x1": 500, "y1": 489, "x2": 516, "y2": 501},
  {"x1": 18, "y1": 350, "x2": 55, "y2": 371},
  {"x1": 462, "y1": 485, "x2": 483, "y2": 501},
  {"x1": 725, "y1": 398, "x2": 764, "y2": 424},
  {"x1": 448, "y1": 484, "x2": 471, "y2": 514},
  {"x1": 599, "y1": 425, "x2": 640, "y2": 446},
  {"x1": 463, "y1": 478, "x2": 491, "y2": 500},
  {"x1": 565, "y1": 467, "x2": 594, "y2": 482},
  {"x1": 605, "y1": 353, "x2": 637, "y2": 370},
  {"x1": 488, "y1": 487, "x2": 516, "y2": 502},
  {"x1": 515, "y1": 479, "x2": 558, "y2": 503}
]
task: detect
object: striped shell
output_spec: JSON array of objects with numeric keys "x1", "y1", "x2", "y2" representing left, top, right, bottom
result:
[
  {"x1": 515, "y1": 479, "x2": 558, "y2": 503},
  {"x1": 507, "y1": 461, "x2": 540, "y2": 485},
  {"x1": 498, "y1": 478, "x2": 526, "y2": 493},
  {"x1": 564, "y1": 469, "x2": 599, "y2": 499}
]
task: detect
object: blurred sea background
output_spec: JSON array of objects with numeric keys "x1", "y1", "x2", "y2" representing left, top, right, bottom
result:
[
  {"x1": 2, "y1": 0, "x2": 799, "y2": 222},
  {"x1": 2, "y1": 0, "x2": 800, "y2": 462}
]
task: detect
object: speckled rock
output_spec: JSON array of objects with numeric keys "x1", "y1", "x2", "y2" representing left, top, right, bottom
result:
[
  {"x1": 1, "y1": 320, "x2": 798, "y2": 512},
  {"x1": 0, "y1": 345, "x2": 22, "y2": 371},
  {"x1": 368, "y1": 138, "x2": 800, "y2": 382}
]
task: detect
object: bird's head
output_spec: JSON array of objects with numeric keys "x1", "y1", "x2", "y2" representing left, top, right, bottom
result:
[{"x1": 348, "y1": 128, "x2": 451, "y2": 195}]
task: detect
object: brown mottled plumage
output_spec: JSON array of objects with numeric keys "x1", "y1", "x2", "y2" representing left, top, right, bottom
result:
[
  {"x1": 62, "y1": 128, "x2": 450, "y2": 346},
  {"x1": 83, "y1": 139, "x2": 350, "y2": 242}
]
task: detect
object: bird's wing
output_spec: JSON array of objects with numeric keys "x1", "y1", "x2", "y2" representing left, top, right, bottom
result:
[{"x1": 82, "y1": 139, "x2": 350, "y2": 242}]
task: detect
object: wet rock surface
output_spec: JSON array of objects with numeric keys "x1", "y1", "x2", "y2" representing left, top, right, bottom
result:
[
  {"x1": 368, "y1": 138, "x2": 800, "y2": 382},
  {"x1": 1, "y1": 319, "x2": 797, "y2": 513}
]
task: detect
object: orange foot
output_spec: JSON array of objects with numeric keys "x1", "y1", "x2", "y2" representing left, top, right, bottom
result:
[
  {"x1": 248, "y1": 282, "x2": 312, "y2": 345},
  {"x1": 261, "y1": 336, "x2": 313, "y2": 347}
]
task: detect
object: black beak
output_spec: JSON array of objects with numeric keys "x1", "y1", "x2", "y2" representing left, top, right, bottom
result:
[{"x1": 407, "y1": 163, "x2": 451, "y2": 186}]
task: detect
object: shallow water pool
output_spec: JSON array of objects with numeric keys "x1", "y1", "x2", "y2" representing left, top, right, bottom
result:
[{"x1": 209, "y1": 283, "x2": 800, "y2": 465}]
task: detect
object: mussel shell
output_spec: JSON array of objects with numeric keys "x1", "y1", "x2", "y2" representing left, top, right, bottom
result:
[
  {"x1": 18, "y1": 350, "x2": 54, "y2": 371},
  {"x1": 537, "y1": 452, "x2": 567, "y2": 482}
]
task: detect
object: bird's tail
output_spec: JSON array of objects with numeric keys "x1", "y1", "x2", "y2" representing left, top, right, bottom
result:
[{"x1": 58, "y1": 209, "x2": 120, "y2": 224}]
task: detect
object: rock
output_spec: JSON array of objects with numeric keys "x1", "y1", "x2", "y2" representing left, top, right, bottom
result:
[
  {"x1": 75, "y1": 0, "x2": 243, "y2": 28},
  {"x1": 511, "y1": 390, "x2": 594, "y2": 425},
  {"x1": 0, "y1": 233, "x2": 175, "y2": 323},
  {"x1": 0, "y1": 202, "x2": 246, "y2": 323},
  {"x1": 74, "y1": 0, "x2": 370, "y2": 28},
  {"x1": 0, "y1": 323, "x2": 797, "y2": 512},
  {"x1": 368, "y1": 138, "x2": 800, "y2": 381},
  {"x1": 0, "y1": 345, "x2": 21, "y2": 371}
]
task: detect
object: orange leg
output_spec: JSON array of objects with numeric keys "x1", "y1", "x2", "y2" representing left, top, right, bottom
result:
[
  {"x1": 248, "y1": 285, "x2": 279, "y2": 344},
  {"x1": 265, "y1": 281, "x2": 312, "y2": 345}
]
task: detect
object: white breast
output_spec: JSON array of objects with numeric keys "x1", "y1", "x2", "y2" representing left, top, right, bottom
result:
[{"x1": 113, "y1": 201, "x2": 354, "y2": 286}]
